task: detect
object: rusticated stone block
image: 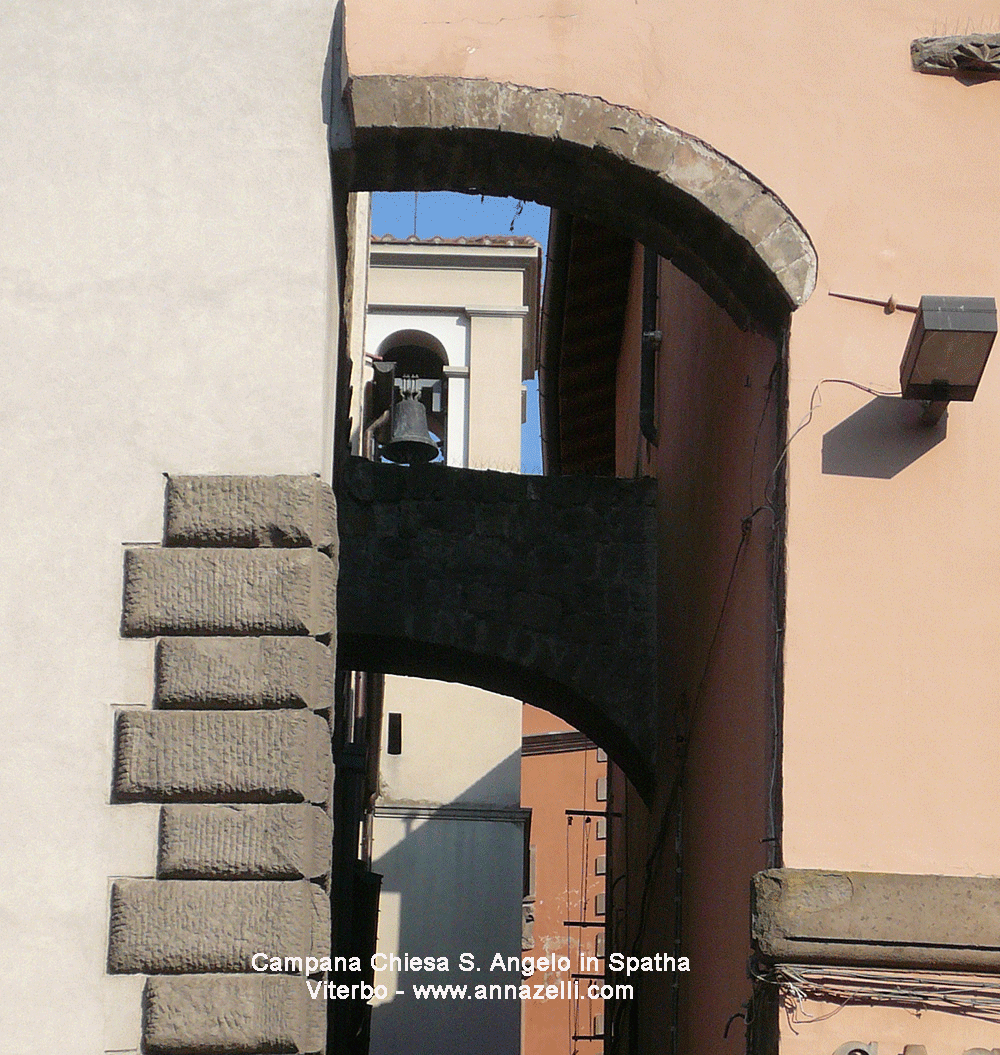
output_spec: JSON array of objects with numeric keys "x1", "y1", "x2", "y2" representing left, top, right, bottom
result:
[
  {"x1": 461, "y1": 78, "x2": 501, "y2": 130},
  {"x1": 165, "y1": 475, "x2": 337, "y2": 551},
  {"x1": 347, "y1": 74, "x2": 396, "y2": 130},
  {"x1": 559, "y1": 93, "x2": 611, "y2": 150},
  {"x1": 593, "y1": 105, "x2": 645, "y2": 164},
  {"x1": 158, "y1": 804, "x2": 332, "y2": 880},
  {"x1": 753, "y1": 868, "x2": 1000, "y2": 970},
  {"x1": 113, "y1": 711, "x2": 332, "y2": 804},
  {"x1": 121, "y1": 548, "x2": 336, "y2": 637},
  {"x1": 155, "y1": 638, "x2": 335, "y2": 710},
  {"x1": 143, "y1": 974, "x2": 324, "y2": 1054},
  {"x1": 390, "y1": 75, "x2": 431, "y2": 127},
  {"x1": 108, "y1": 879, "x2": 329, "y2": 973}
]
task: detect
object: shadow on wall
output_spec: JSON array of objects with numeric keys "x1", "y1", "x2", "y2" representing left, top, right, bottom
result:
[
  {"x1": 822, "y1": 397, "x2": 947, "y2": 479},
  {"x1": 368, "y1": 754, "x2": 526, "y2": 1055}
]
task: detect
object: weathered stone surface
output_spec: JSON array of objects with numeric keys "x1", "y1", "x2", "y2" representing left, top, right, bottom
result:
[
  {"x1": 347, "y1": 73, "x2": 396, "y2": 130},
  {"x1": 121, "y1": 548, "x2": 336, "y2": 637},
  {"x1": 143, "y1": 974, "x2": 325, "y2": 1054},
  {"x1": 113, "y1": 711, "x2": 332, "y2": 804},
  {"x1": 593, "y1": 105, "x2": 646, "y2": 163},
  {"x1": 700, "y1": 174, "x2": 761, "y2": 228},
  {"x1": 631, "y1": 125, "x2": 681, "y2": 176},
  {"x1": 108, "y1": 879, "x2": 329, "y2": 973},
  {"x1": 753, "y1": 868, "x2": 1000, "y2": 970},
  {"x1": 911, "y1": 33, "x2": 1000, "y2": 78},
  {"x1": 158, "y1": 804, "x2": 332, "y2": 880},
  {"x1": 165, "y1": 475, "x2": 337, "y2": 551},
  {"x1": 337, "y1": 457, "x2": 657, "y2": 795},
  {"x1": 390, "y1": 75, "x2": 431, "y2": 127},
  {"x1": 734, "y1": 190, "x2": 793, "y2": 249},
  {"x1": 462, "y1": 78, "x2": 501, "y2": 131},
  {"x1": 496, "y1": 83, "x2": 563, "y2": 139},
  {"x1": 756, "y1": 220, "x2": 815, "y2": 282},
  {"x1": 155, "y1": 637, "x2": 335, "y2": 710},
  {"x1": 344, "y1": 74, "x2": 817, "y2": 318},
  {"x1": 775, "y1": 252, "x2": 818, "y2": 307}
]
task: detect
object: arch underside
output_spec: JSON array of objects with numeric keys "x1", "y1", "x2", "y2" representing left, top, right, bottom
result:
[
  {"x1": 338, "y1": 632, "x2": 653, "y2": 798},
  {"x1": 341, "y1": 74, "x2": 816, "y2": 330}
]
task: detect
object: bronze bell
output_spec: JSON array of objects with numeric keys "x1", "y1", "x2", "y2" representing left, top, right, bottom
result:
[{"x1": 383, "y1": 392, "x2": 440, "y2": 464}]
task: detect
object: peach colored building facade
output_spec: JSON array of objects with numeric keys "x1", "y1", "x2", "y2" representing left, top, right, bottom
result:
[
  {"x1": 3, "y1": 2, "x2": 1000, "y2": 1053},
  {"x1": 521, "y1": 703, "x2": 608, "y2": 1054},
  {"x1": 336, "y1": 3, "x2": 1000, "y2": 1055}
]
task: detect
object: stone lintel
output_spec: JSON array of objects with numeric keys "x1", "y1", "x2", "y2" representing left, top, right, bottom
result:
[
  {"x1": 143, "y1": 974, "x2": 325, "y2": 1054},
  {"x1": 753, "y1": 868, "x2": 1000, "y2": 970},
  {"x1": 108, "y1": 879, "x2": 330, "y2": 974},
  {"x1": 165, "y1": 475, "x2": 338, "y2": 552},
  {"x1": 122, "y1": 548, "x2": 336, "y2": 637},
  {"x1": 155, "y1": 637, "x2": 335, "y2": 710},
  {"x1": 113, "y1": 710, "x2": 333, "y2": 805},
  {"x1": 158, "y1": 804, "x2": 332, "y2": 880}
]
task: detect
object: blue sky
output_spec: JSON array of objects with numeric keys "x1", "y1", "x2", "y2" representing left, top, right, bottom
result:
[{"x1": 371, "y1": 192, "x2": 549, "y2": 474}]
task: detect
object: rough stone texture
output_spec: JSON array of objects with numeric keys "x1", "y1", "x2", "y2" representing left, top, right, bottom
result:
[
  {"x1": 165, "y1": 475, "x2": 338, "y2": 552},
  {"x1": 143, "y1": 974, "x2": 320, "y2": 1054},
  {"x1": 158, "y1": 804, "x2": 332, "y2": 880},
  {"x1": 911, "y1": 34, "x2": 1000, "y2": 78},
  {"x1": 108, "y1": 879, "x2": 330, "y2": 973},
  {"x1": 121, "y1": 548, "x2": 336, "y2": 637},
  {"x1": 155, "y1": 637, "x2": 335, "y2": 710},
  {"x1": 753, "y1": 868, "x2": 1000, "y2": 970},
  {"x1": 343, "y1": 74, "x2": 817, "y2": 326},
  {"x1": 112, "y1": 710, "x2": 333, "y2": 804},
  {"x1": 337, "y1": 456, "x2": 657, "y2": 795},
  {"x1": 143, "y1": 974, "x2": 325, "y2": 1054},
  {"x1": 110, "y1": 475, "x2": 338, "y2": 1050}
]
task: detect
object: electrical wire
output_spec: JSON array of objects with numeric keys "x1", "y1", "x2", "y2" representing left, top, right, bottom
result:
[
  {"x1": 756, "y1": 963, "x2": 1000, "y2": 1027},
  {"x1": 766, "y1": 378, "x2": 901, "y2": 508}
]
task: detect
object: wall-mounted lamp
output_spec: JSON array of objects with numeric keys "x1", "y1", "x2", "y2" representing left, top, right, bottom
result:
[
  {"x1": 899, "y1": 296, "x2": 997, "y2": 423},
  {"x1": 829, "y1": 292, "x2": 998, "y2": 425}
]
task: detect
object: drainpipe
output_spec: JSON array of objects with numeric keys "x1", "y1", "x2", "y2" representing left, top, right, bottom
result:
[
  {"x1": 640, "y1": 247, "x2": 661, "y2": 447},
  {"x1": 539, "y1": 210, "x2": 573, "y2": 476}
]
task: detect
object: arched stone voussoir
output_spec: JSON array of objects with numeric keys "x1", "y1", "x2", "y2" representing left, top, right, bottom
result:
[{"x1": 343, "y1": 74, "x2": 817, "y2": 325}]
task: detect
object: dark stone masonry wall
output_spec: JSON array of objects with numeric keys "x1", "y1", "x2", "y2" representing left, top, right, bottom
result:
[{"x1": 337, "y1": 457, "x2": 658, "y2": 793}]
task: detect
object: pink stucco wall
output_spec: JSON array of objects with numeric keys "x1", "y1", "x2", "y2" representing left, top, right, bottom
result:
[
  {"x1": 614, "y1": 247, "x2": 779, "y2": 1055},
  {"x1": 344, "y1": 2, "x2": 1000, "y2": 1052},
  {"x1": 343, "y1": 0, "x2": 1000, "y2": 884}
]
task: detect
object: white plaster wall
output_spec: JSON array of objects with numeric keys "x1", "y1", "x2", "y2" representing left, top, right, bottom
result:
[
  {"x1": 365, "y1": 310, "x2": 471, "y2": 368},
  {"x1": 369, "y1": 813, "x2": 525, "y2": 1055},
  {"x1": 0, "y1": 3, "x2": 336, "y2": 1051},
  {"x1": 380, "y1": 678, "x2": 522, "y2": 807}
]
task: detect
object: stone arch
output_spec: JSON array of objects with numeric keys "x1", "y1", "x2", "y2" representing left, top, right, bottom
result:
[
  {"x1": 336, "y1": 457, "x2": 658, "y2": 798},
  {"x1": 340, "y1": 74, "x2": 817, "y2": 328}
]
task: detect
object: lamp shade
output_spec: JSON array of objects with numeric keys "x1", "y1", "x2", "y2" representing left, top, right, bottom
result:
[{"x1": 900, "y1": 296, "x2": 997, "y2": 401}]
